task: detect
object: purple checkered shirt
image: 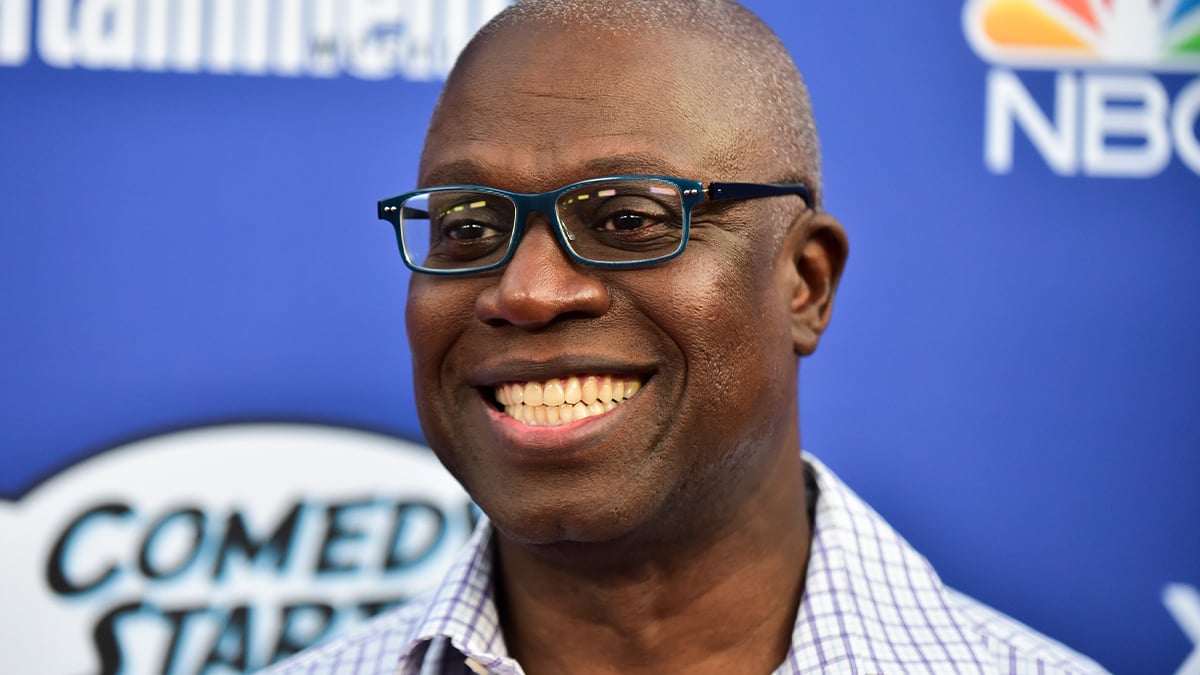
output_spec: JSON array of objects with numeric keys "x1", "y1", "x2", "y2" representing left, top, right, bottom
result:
[{"x1": 260, "y1": 455, "x2": 1108, "y2": 674}]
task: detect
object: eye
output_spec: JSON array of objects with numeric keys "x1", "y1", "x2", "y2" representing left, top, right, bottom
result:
[
  {"x1": 587, "y1": 196, "x2": 674, "y2": 234},
  {"x1": 427, "y1": 198, "x2": 511, "y2": 261},
  {"x1": 442, "y1": 220, "x2": 503, "y2": 242},
  {"x1": 430, "y1": 197, "x2": 510, "y2": 247},
  {"x1": 599, "y1": 212, "x2": 661, "y2": 232},
  {"x1": 556, "y1": 184, "x2": 686, "y2": 259}
]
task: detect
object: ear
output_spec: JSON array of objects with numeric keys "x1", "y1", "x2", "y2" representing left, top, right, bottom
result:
[{"x1": 781, "y1": 213, "x2": 848, "y2": 356}]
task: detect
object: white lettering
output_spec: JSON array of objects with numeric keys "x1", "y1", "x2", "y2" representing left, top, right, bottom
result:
[
  {"x1": 1164, "y1": 583, "x2": 1200, "y2": 675},
  {"x1": 1082, "y1": 75, "x2": 1170, "y2": 177},
  {"x1": 241, "y1": 0, "x2": 271, "y2": 74},
  {"x1": 137, "y1": 0, "x2": 170, "y2": 71},
  {"x1": 437, "y1": 0, "x2": 471, "y2": 77},
  {"x1": 37, "y1": 0, "x2": 75, "y2": 67},
  {"x1": 986, "y1": 69, "x2": 1200, "y2": 177},
  {"x1": 274, "y1": 0, "x2": 305, "y2": 76},
  {"x1": 0, "y1": 0, "x2": 31, "y2": 66},
  {"x1": 986, "y1": 69, "x2": 1078, "y2": 175},
  {"x1": 346, "y1": 0, "x2": 401, "y2": 80},
  {"x1": 208, "y1": 0, "x2": 236, "y2": 73},
  {"x1": 77, "y1": 0, "x2": 137, "y2": 70},
  {"x1": 309, "y1": 0, "x2": 340, "y2": 77},
  {"x1": 21, "y1": 0, "x2": 512, "y2": 80},
  {"x1": 1172, "y1": 79, "x2": 1200, "y2": 176},
  {"x1": 400, "y1": 0, "x2": 434, "y2": 80},
  {"x1": 172, "y1": 0, "x2": 203, "y2": 72}
]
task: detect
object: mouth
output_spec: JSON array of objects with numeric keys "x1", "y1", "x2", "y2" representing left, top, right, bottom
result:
[{"x1": 486, "y1": 374, "x2": 644, "y2": 427}]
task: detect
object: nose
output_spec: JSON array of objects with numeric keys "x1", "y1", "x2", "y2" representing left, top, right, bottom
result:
[{"x1": 475, "y1": 214, "x2": 610, "y2": 329}]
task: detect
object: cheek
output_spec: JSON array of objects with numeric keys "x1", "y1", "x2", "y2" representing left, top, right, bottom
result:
[
  {"x1": 404, "y1": 279, "x2": 474, "y2": 384},
  {"x1": 656, "y1": 249, "x2": 792, "y2": 411},
  {"x1": 404, "y1": 283, "x2": 440, "y2": 377},
  {"x1": 404, "y1": 280, "x2": 481, "y2": 473}
]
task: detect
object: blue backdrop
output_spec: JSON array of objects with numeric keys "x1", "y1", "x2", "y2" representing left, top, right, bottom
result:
[{"x1": 2, "y1": 1, "x2": 1197, "y2": 673}]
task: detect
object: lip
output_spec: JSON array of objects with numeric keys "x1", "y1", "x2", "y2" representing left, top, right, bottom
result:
[
  {"x1": 477, "y1": 382, "x2": 647, "y2": 460},
  {"x1": 465, "y1": 355, "x2": 656, "y2": 461},
  {"x1": 467, "y1": 354, "x2": 656, "y2": 388}
]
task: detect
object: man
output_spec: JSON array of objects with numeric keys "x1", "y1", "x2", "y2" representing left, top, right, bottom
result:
[{"x1": 267, "y1": 1, "x2": 1106, "y2": 673}]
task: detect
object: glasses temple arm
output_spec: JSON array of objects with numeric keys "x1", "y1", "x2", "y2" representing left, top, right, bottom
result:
[
  {"x1": 706, "y1": 182, "x2": 812, "y2": 208},
  {"x1": 378, "y1": 202, "x2": 430, "y2": 220}
]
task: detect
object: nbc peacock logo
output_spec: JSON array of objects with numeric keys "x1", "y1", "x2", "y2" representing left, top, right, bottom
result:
[
  {"x1": 964, "y1": 0, "x2": 1200, "y2": 70},
  {"x1": 962, "y1": 0, "x2": 1200, "y2": 176}
]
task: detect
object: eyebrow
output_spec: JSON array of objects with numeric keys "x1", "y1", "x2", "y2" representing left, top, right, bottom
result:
[
  {"x1": 420, "y1": 153, "x2": 691, "y2": 189},
  {"x1": 419, "y1": 159, "x2": 491, "y2": 188},
  {"x1": 581, "y1": 154, "x2": 689, "y2": 178}
]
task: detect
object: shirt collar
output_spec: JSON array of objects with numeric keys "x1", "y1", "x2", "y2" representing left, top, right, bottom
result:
[
  {"x1": 395, "y1": 454, "x2": 993, "y2": 674},
  {"x1": 396, "y1": 520, "x2": 514, "y2": 674}
]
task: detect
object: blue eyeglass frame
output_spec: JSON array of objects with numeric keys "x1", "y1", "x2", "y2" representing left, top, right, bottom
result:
[{"x1": 376, "y1": 174, "x2": 812, "y2": 276}]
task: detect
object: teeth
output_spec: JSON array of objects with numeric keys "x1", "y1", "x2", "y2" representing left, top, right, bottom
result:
[
  {"x1": 494, "y1": 375, "x2": 645, "y2": 426},
  {"x1": 564, "y1": 377, "x2": 581, "y2": 404},
  {"x1": 543, "y1": 380, "x2": 565, "y2": 406},
  {"x1": 524, "y1": 382, "x2": 543, "y2": 407}
]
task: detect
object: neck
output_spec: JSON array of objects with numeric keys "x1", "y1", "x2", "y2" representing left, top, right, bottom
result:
[{"x1": 494, "y1": 444, "x2": 812, "y2": 675}]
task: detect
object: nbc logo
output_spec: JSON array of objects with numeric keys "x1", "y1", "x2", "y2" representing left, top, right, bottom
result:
[{"x1": 963, "y1": 0, "x2": 1200, "y2": 177}]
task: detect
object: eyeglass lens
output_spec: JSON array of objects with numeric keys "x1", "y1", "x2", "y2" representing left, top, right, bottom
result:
[{"x1": 399, "y1": 179, "x2": 686, "y2": 271}]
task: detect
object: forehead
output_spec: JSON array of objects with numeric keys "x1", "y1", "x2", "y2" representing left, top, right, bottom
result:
[{"x1": 419, "y1": 25, "x2": 756, "y2": 189}]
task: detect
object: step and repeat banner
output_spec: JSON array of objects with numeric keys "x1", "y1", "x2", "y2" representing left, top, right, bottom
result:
[{"x1": 2, "y1": 1, "x2": 1197, "y2": 673}]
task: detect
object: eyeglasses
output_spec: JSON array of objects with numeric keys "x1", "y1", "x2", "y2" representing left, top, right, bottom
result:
[{"x1": 377, "y1": 175, "x2": 812, "y2": 275}]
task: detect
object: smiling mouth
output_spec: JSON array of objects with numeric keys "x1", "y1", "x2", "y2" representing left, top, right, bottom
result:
[{"x1": 490, "y1": 375, "x2": 643, "y2": 427}]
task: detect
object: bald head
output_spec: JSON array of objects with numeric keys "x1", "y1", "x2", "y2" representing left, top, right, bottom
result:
[{"x1": 430, "y1": 0, "x2": 823, "y2": 201}]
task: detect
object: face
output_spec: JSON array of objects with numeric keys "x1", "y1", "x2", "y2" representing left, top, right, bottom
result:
[{"x1": 405, "y1": 26, "x2": 815, "y2": 548}]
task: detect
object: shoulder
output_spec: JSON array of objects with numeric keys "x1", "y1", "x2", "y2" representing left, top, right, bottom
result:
[
  {"x1": 945, "y1": 587, "x2": 1110, "y2": 675},
  {"x1": 257, "y1": 599, "x2": 429, "y2": 675},
  {"x1": 800, "y1": 454, "x2": 1109, "y2": 675}
]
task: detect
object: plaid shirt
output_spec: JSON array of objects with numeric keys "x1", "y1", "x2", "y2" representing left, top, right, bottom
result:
[{"x1": 261, "y1": 455, "x2": 1107, "y2": 674}]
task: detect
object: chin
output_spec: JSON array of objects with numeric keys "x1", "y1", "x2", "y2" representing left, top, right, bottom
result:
[{"x1": 480, "y1": 487, "x2": 655, "y2": 549}]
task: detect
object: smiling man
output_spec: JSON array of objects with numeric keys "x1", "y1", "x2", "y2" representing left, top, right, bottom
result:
[{"x1": 266, "y1": 1, "x2": 1106, "y2": 673}]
